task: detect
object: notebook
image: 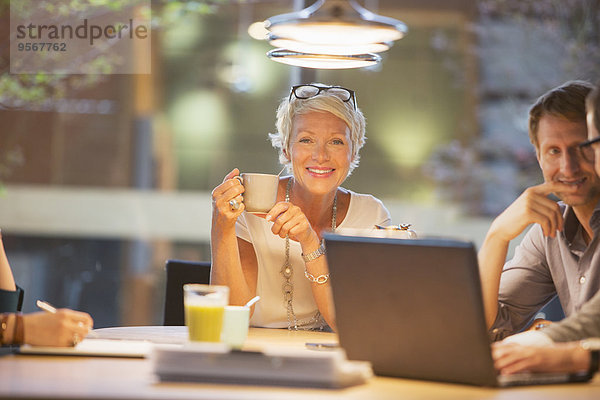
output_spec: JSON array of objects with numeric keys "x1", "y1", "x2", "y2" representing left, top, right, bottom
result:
[
  {"x1": 323, "y1": 234, "x2": 592, "y2": 387},
  {"x1": 19, "y1": 339, "x2": 156, "y2": 358}
]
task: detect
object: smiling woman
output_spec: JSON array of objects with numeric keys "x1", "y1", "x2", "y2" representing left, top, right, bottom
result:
[{"x1": 209, "y1": 83, "x2": 392, "y2": 332}]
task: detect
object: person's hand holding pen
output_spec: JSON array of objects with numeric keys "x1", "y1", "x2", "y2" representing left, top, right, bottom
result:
[
  {"x1": 18, "y1": 300, "x2": 95, "y2": 347},
  {"x1": 0, "y1": 228, "x2": 94, "y2": 347}
]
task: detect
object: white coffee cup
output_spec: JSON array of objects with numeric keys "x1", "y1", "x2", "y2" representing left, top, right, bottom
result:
[
  {"x1": 221, "y1": 305, "x2": 250, "y2": 348},
  {"x1": 238, "y1": 173, "x2": 279, "y2": 214}
]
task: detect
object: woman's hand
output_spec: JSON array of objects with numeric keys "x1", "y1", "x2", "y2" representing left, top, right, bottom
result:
[
  {"x1": 23, "y1": 309, "x2": 94, "y2": 347},
  {"x1": 211, "y1": 168, "x2": 245, "y2": 229},
  {"x1": 266, "y1": 202, "x2": 319, "y2": 249}
]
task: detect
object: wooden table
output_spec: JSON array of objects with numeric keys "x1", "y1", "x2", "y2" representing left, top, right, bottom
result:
[{"x1": 0, "y1": 326, "x2": 598, "y2": 399}]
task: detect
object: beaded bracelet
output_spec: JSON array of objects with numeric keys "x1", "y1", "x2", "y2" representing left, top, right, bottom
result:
[
  {"x1": 0, "y1": 314, "x2": 9, "y2": 345},
  {"x1": 13, "y1": 313, "x2": 24, "y2": 345},
  {"x1": 0, "y1": 314, "x2": 24, "y2": 346}
]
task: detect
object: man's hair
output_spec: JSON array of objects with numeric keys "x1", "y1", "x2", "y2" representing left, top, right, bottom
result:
[
  {"x1": 586, "y1": 82, "x2": 600, "y2": 135},
  {"x1": 528, "y1": 80, "x2": 593, "y2": 149}
]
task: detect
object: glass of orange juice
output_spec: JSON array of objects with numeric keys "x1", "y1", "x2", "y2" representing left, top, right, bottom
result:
[{"x1": 183, "y1": 284, "x2": 229, "y2": 342}]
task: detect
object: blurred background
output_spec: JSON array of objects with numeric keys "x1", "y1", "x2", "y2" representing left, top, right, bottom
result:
[{"x1": 0, "y1": 0, "x2": 598, "y2": 327}]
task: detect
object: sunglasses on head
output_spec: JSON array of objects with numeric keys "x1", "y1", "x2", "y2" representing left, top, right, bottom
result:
[{"x1": 289, "y1": 84, "x2": 357, "y2": 110}]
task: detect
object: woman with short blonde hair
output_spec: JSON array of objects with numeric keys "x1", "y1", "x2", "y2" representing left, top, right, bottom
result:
[{"x1": 211, "y1": 83, "x2": 391, "y2": 331}]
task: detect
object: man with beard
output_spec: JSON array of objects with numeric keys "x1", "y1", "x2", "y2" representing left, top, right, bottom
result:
[{"x1": 478, "y1": 81, "x2": 600, "y2": 341}]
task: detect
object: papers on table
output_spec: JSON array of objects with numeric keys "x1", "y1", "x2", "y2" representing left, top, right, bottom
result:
[
  {"x1": 151, "y1": 342, "x2": 373, "y2": 388},
  {"x1": 87, "y1": 325, "x2": 188, "y2": 344},
  {"x1": 19, "y1": 339, "x2": 161, "y2": 358},
  {"x1": 19, "y1": 327, "x2": 186, "y2": 358}
]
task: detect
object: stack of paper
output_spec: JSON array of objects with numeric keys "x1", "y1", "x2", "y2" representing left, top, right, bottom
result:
[
  {"x1": 19, "y1": 339, "x2": 155, "y2": 358},
  {"x1": 151, "y1": 342, "x2": 372, "y2": 388}
]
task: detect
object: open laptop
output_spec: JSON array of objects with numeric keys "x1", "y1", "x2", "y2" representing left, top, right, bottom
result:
[{"x1": 323, "y1": 234, "x2": 592, "y2": 387}]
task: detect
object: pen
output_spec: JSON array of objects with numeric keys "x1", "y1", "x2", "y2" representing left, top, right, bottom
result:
[
  {"x1": 305, "y1": 342, "x2": 339, "y2": 350},
  {"x1": 36, "y1": 300, "x2": 57, "y2": 314}
]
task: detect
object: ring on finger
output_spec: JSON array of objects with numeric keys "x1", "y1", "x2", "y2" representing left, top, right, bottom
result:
[
  {"x1": 229, "y1": 199, "x2": 240, "y2": 211},
  {"x1": 73, "y1": 333, "x2": 81, "y2": 346}
]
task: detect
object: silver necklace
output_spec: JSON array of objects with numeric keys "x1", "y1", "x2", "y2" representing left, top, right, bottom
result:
[{"x1": 281, "y1": 178, "x2": 337, "y2": 330}]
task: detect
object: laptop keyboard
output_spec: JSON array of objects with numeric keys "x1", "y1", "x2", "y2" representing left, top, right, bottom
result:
[{"x1": 497, "y1": 371, "x2": 591, "y2": 387}]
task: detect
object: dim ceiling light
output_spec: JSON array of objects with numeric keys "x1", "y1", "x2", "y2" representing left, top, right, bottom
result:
[
  {"x1": 267, "y1": 49, "x2": 380, "y2": 69},
  {"x1": 265, "y1": 0, "x2": 407, "y2": 46}
]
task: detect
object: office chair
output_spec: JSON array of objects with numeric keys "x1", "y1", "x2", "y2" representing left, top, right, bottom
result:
[
  {"x1": 163, "y1": 259, "x2": 211, "y2": 326},
  {"x1": 535, "y1": 295, "x2": 565, "y2": 322}
]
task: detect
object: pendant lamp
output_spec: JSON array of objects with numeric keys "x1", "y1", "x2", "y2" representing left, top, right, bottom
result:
[
  {"x1": 267, "y1": 49, "x2": 381, "y2": 69},
  {"x1": 263, "y1": 0, "x2": 407, "y2": 69},
  {"x1": 268, "y1": 34, "x2": 391, "y2": 55}
]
